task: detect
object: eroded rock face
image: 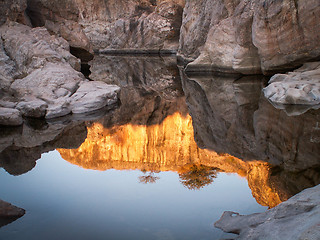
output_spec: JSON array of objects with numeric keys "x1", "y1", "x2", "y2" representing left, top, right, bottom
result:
[
  {"x1": 215, "y1": 184, "x2": 320, "y2": 240},
  {"x1": 26, "y1": 0, "x2": 185, "y2": 52},
  {"x1": 263, "y1": 62, "x2": 320, "y2": 106},
  {"x1": 179, "y1": 0, "x2": 320, "y2": 75}
]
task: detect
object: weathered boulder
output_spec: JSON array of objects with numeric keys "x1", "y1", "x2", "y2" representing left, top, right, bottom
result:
[
  {"x1": 0, "y1": 21, "x2": 81, "y2": 73},
  {"x1": 0, "y1": 22, "x2": 120, "y2": 123},
  {"x1": 26, "y1": 0, "x2": 185, "y2": 52},
  {"x1": 70, "y1": 81, "x2": 120, "y2": 114},
  {"x1": 215, "y1": 184, "x2": 320, "y2": 240},
  {"x1": 179, "y1": 0, "x2": 320, "y2": 75},
  {"x1": 263, "y1": 62, "x2": 320, "y2": 106},
  {"x1": 0, "y1": 108, "x2": 23, "y2": 126},
  {"x1": 0, "y1": 199, "x2": 25, "y2": 228}
]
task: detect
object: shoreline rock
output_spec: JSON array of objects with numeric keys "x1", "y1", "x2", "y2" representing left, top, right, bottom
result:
[
  {"x1": 215, "y1": 184, "x2": 320, "y2": 240},
  {"x1": 0, "y1": 22, "x2": 120, "y2": 126},
  {"x1": 263, "y1": 62, "x2": 320, "y2": 106}
]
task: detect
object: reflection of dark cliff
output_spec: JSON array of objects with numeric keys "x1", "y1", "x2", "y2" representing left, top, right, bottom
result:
[
  {"x1": 180, "y1": 70, "x2": 320, "y2": 198},
  {"x1": 88, "y1": 55, "x2": 187, "y2": 128},
  {"x1": 0, "y1": 122, "x2": 87, "y2": 175},
  {"x1": 0, "y1": 200, "x2": 25, "y2": 229}
]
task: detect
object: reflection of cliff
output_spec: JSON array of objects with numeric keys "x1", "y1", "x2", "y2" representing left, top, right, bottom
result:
[
  {"x1": 180, "y1": 70, "x2": 320, "y2": 204},
  {"x1": 59, "y1": 112, "x2": 285, "y2": 208}
]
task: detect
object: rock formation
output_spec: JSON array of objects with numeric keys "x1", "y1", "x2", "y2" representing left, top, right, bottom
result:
[
  {"x1": 263, "y1": 62, "x2": 320, "y2": 106},
  {"x1": 26, "y1": 0, "x2": 185, "y2": 53},
  {"x1": 0, "y1": 22, "x2": 120, "y2": 125},
  {"x1": 179, "y1": 0, "x2": 320, "y2": 75},
  {"x1": 215, "y1": 184, "x2": 320, "y2": 240}
]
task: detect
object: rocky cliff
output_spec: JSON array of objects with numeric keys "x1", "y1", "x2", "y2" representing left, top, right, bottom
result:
[
  {"x1": 179, "y1": 0, "x2": 320, "y2": 75},
  {"x1": 25, "y1": 0, "x2": 185, "y2": 53}
]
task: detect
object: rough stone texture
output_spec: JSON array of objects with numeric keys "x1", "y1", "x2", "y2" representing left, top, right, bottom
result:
[
  {"x1": 263, "y1": 62, "x2": 320, "y2": 106},
  {"x1": 0, "y1": 22, "x2": 120, "y2": 123},
  {"x1": 26, "y1": 0, "x2": 185, "y2": 52},
  {"x1": 16, "y1": 100, "x2": 48, "y2": 118},
  {"x1": 179, "y1": 0, "x2": 320, "y2": 75},
  {"x1": 215, "y1": 184, "x2": 320, "y2": 240},
  {"x1": 0, "y1": 108, "x2": 23, "y2": 126},
  {"x1": 181, "y1": 71, "x2": 320, "y2": 201},
  {"x1": 0, "y1": 0, "x2": 30, "y2": 26},
  {"x1": 0, "y1": 199, "x2": 25, "y2": 228},
  {"x1": 70, "y1": 81, "x2": 120, "y2": 114}
]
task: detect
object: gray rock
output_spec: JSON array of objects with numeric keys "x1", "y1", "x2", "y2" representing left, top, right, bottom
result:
[
  {"x1": 45, "y1": 99, "x2": 71, "y2": 119},
  {"x1": 0, "y1": 107, "x2": 23, "y2": 126},
  {"x1": 26, "y1": 0, "x2": 184, "y2": 51},
  {"x1": 215, "y1": 184, "x2": 320, "y2": 240},
  {"x1": 263, "y1": 62, "x2": 320, "y2": 106},
  {"x1": 179, "y1": 0, "x2": 320, "y2": 75},
  {"x1": 16, "y1": 100, "x2": 48, "y2": 118},
  {"x1": 70, "y1": 81, "x2": 120, "y2": 114}
]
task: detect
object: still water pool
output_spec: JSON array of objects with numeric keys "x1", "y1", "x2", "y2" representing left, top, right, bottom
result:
[{"x1": 0, "y1": 150, "x2": 266, "y2": 240}]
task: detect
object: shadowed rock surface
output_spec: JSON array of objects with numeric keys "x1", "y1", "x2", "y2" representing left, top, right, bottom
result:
[
  {"x1": 215, "y1": 184, "x2": 320, "y2": 240},
  {"x1": 181, "y1": 70, "x2": 320, "y2": 200},
  {"x1": 26, "y1": 0, "x2": 185, "y2": 52},
  {"x1": 0, "y1": 199, "x2": 25, "y2": 228}
]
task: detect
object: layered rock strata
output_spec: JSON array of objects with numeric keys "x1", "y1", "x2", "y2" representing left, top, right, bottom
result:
[
  {"x1": 26, "y1": 0, "x2": 185, "y2": 53},
  {"x1": 215, "y1": 184, "x2": 320, "y2": 240},
  {"x1": 179, "y1": 0, "x2": 320, "y2": 75},
  {"x1": 0, "y1": 22, "x2": 120, "y2": 125}
]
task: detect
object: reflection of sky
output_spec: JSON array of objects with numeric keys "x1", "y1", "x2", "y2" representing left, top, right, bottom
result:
[{"x1": 0, "y1": 150, "x2": 267, "y2": 240}]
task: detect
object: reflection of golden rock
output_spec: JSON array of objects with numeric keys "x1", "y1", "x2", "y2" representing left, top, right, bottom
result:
[{"x1": 58, "y1": 112, "x2": 283, "y2": 208}]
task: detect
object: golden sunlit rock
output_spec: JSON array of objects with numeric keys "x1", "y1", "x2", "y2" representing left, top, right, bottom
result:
[{"x1": 58, "y1": 112, "x2": 284, "y2": 208}]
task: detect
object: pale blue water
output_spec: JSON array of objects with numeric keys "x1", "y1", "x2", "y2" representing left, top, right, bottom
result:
[{"x1": 0, "y1": 150, "x2": 267, "y2": 240}]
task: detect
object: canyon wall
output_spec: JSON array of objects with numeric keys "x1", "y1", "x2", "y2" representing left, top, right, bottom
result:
[
  {"x1": 179, "y1": 0, "x2": 320, "y2": 75},
  {"x1": 25, "y1": 0, "x2": 185, "y2": 52}
]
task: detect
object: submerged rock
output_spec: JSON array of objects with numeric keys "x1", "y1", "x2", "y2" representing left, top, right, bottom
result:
[
  {"x1": 215, "y1": 184, "x2": 320, "y2": 240},
  {"x1": 263, "y1": 62, "x2": 320, "y2": 106}
]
